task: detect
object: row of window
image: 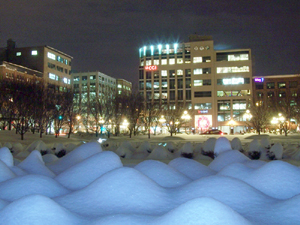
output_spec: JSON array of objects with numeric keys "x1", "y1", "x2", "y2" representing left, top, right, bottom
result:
[
  {"x1": 47, "y1": 52, "x2": 71, "y2": 66},
  {"x1": 140, "y1": 56, "x2": 211, "y2": 66},
  {"x1": 255, "y1": 81, "x2": 298, "y2": 89},
  {"x1": 48, "y1": 62, "x2": 70, "y2": 75},
  {"x1": 48, "y1": 73, "x2": 70, "y2": 84},
  {"x1": 257, "y1": 91, "x2": 298, "y2": 98},
  {"x1": 140, "y1": 67, "x2": 249, "y2": 79},
  {"x1": 73, "y1": 75, "x2": 116, "y2": 85}
]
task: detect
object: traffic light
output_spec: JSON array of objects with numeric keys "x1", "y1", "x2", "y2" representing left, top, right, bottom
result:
[{"x1": 58, "y1": 115, "x2": 63, "y2": 120}]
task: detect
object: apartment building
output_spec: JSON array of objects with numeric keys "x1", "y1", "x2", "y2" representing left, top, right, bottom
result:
[
  {"x1": 117, "y1": 79, "x2": 132, "y2": 96},
  {"x1": 138, "y1": 35, "x2": 253, "y2": 134}
]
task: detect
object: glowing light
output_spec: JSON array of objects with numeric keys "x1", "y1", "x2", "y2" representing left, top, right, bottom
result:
[
  {"x1": 145, "y1": 65, "x2": 157, "y2": 71},
  {"x1": 143, "y1": 46, "x2": 146, "y2": 56},
  {"x1": 254, "y1": 78, "x2": 264, "y2": 83},
  {"x1": 158, "y1": 44, "x2": 162, "y2": 54},
  {"x1": 150, "y1": 45, "x2": 154, "y2": 55},
  {"x1": 166, "y1": 44, "x2": 169, "y2": 54},
  {"x1": 139, "y1": 48, "x2": 142, "y2": 57},
  {"x1": 97, "y1": 138, "x2": 107, "y2": 143},
  {"x1": 174, "y1": 43, "x2": 178, "y2": 53}
]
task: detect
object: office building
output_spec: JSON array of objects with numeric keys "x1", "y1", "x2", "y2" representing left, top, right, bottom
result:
[
  {"x1": 0, "y1": 39, "x2": 72, "y2": 90},
  {"x1": 138, "y1": 35, "x2": 253, "y2": 134},
  {"x1": 117, "y1": 79, "x2": 132, "y2": 96}
]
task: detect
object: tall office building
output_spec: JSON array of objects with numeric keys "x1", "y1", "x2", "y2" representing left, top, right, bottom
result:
[
  {"x1": 0, "y1": 39, "x2": 72, "y2": 90},
  {"x1": 138, "y1": 35, "x2": 252, "y2": 134}
]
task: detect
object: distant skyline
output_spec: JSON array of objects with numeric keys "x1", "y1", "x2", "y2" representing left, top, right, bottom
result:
[{"x1": 1, "y1": 0, "x2": 299, "y2": 86}]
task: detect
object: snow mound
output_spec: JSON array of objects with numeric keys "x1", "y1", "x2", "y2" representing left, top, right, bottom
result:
[
  {"x1": 24, "y1": 140, "x2": 48, "y2": 153},
  {"x1": 55, "y1": 167, "x2": 171, "y2": 217},
  {"x1": 47, "y1": 142, "x2": 102, "y2": 174},
  {"x1": 156, "y1": 197, "x2": 252, "y2": 225},
  {"x1": 137, "y1": 141, "x2": 152, "y2": 153},
  {"x1": 0, "y1": 160, "x2": 16, "y2": 182},
  {"x1": 115, "y1": 145, "x2": 132, "y2": 158},
  {"x1": 245, "y1": 160, "x2": 300, "y2": 199},
  {"x1": 173, "y1": 175, "x2": 276, "y2": 219},
  {"x1": 135, "y1": 160, "x2": 192, "y2": 188},
  {"x1": 202, "y1": 137, "x2": 216, "y2": 153},
  {"x1": 209, "y1": 150, "x2": 250, "y2": 171},
  {"x1": 214, "y1": 137, "x2": 232, "y2": 156},
  {"x1": 179, "y1": 142, "x2": 193, "y2": 158},
  {"x1": 217, "y1": 162, "x2": 255, "y2": 181},
  {"x1": 231, "y1": 137, "x2": 243, "y2": 151},
  {"x1": 166, "y1": 142, "x2": 176, "y2": 153},
  {"x1": 0, "y1": 147, "x2": 14, "y2": 167},
  {"x1": 147, "y1": 146, "x2": 171, "y2": 160},
  {"x1": 0, "y1": 199, "x2": 9, "y2": 211},
  {"x1": 42, "y1": 153, "x2": 58, "y2": 164},
  {"x1": 268, "y1": 143, "x2": 283, "y2": 159},
  {"x1": 55, "y1": 151, "x2": 123, "y2": 190},
  {"x1": 0, "y1": 174, "x2": 70, "y2": 201},
  {"x1": 0, "y1": 195, "x2": 86, "y2": 225},
  {"x1": 260, "y1": 137, "x2": 271, "y2": 149},
  {"x1": 17, "y1": 150, "x2": 55, "y2": 178},
  {"x1": 169, "y1": 157, "x2": 215, "y2": 180}
]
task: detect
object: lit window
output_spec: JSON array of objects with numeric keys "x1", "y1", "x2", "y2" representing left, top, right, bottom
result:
[
  {"x1": 161, "y1": 59, "x2": 167, "y2": 65},
  {"x1": 217, "y1": 66, "x2": 249, "y2": 73},
  {"x1": 223, "y1": 78, "x2": 244, "y2": 85},
  {"x1": 169, "y1": 58, "x2": 175, "y2": 65},
  {"x1": 118, "y1": 84, "x2": 122, "y2": 88},
  {"x1": 228, "y1": 54, "x2": 249, "y2": 61},
  {"x1": 153, "y1": 60, "x2": 159, "y2": 65},
  {"x1": 194, "y1": 68, "x2": 202, "y2": 75},
  {"x1": 63, "y1": 78, "x2": 68, "y2": 84},
  {"x1": 177, "y1": 69, "x2": 183, "y2": 75},
  {"x1": 118, "y1": 90, "x2": 122, "y2": 94},
  {"x1": 31, "y1": 50, "x2": 38, "y2": 55},
  {"x1": 49, "y1": 73, "x2": 57, "y2": 80},
  {"x1": 194, "y1": 80, "x2": 203, "y2": 86},
  {"x1": 47, "y1": 52, "x2": 56, "y2": 60},
  {"x1": 161, "y1": 70, "x2": 167, "y2": 76},
  {"x1": 146, "y1": 60, "x2": 151, "y2": 66},
  {"x1": 177, "y1": 58, "x2": 183, "y2": 64},
  {"x1": 193, "y1": 57, "x2": 202, "y2": 63},
  {"x1": 16, "y1": 52, "x2": 21, "y2": 56}
]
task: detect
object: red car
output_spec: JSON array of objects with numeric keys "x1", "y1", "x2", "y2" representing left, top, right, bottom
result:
[{"x1": 201, "y1": 129, "x2": 227, "y2": 135}]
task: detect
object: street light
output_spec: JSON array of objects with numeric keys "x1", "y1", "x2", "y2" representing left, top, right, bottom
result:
[
  {"x1": 229, "y1": 119, "x2": 235, "y2": 134},
  {"x1": 181, "y1": 110, "x2": 191, "y2": 133}
]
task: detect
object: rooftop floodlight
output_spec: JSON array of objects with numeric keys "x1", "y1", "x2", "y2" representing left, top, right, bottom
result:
[
  {"x1": 166, "y1": 44, "x2": 170, "y2": 54},
  {"x1": 139, "y1": 48, "x2": 142, "y2": 57},
  {"x1": 174, "y1": 43, "x2": 178, "y2": 53},
  {"x1": 143, "y1": 46, "x2": 147, "y2": 56},
  {"x1": 150, "y1": 45, "x2": 154, "y2": 55},
  {"x1": 158, "y1": 44, "x2": 162, "y2": 54}
]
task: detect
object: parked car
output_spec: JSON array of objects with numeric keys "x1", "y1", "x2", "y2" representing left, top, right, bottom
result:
[{"x1": 200, "y1": 129, "x2": 227, "y2": 135}]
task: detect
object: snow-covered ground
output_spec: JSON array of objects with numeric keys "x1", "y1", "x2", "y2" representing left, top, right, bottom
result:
[{"x1": 1, "y1": 130, "x2": 300, "y2": 224}]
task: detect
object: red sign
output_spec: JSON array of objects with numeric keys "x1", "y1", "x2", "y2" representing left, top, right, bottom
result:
[{"x1": 145, "y1": 66, "x2": 157, "y2": 71}]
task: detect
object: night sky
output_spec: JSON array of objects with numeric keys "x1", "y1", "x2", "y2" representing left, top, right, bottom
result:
[{"x1": 1, "y1": 1, "x2": 299, "y2": 86}]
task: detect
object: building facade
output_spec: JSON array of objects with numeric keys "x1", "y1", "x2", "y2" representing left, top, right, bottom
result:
[
  {"x1": 117, "y1": 79, "x2": 132, "y2": 96},
  {"x1": 0, "y1": 39, "x2": 72, "y2": 90},
  {"x1": 139, "y1": 35, "x2": 253, "y2": 134},
  {"x1": 0, "y1": 61, "x2": 43, "y2": 82}
]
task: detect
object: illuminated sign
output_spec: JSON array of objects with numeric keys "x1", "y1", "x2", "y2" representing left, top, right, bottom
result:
[
  {"x1": 195, "y1": 115, "x2": 212, "y2": 130},
  {"x1": 254, "y1": 78, "x2": 264, "y2": 82},
  {"x1": 198, "y1": 110, "x2": 208, "y2": 114},
  {"x1": 145, "y1": 66, "x2": 157, "y2": 71}
]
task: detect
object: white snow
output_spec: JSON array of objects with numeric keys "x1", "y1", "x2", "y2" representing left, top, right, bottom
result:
[{"x1": 1, "y1": 132, "x2": 300, "y2": 224}]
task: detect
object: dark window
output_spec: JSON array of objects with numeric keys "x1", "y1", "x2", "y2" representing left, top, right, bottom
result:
[
  {"x1": 146, "y1": 72, "x2": 151, "y2": 79},
  {"x1": 178, "y1": 90, "x2": 183, "y2": 100},
  {"x1": 169, "y1": 80, "x2": 175, "y2": 89},
  {"x1": 257, "y1": 92, "x2": 263, "y2": 98},
  {"x1": 139, "y1": 81, "x2": 144, "y2": 90},
  {"x1": 266, "y1": 82, "x2": 274, "y2": 89},
  {"x1": 244, "y1": 78, "x2": 250, "y2": 84},
  {"x1": 194, "y1": 91, "x2": 212, "y2": 97},
  {"x1": 255, "y1": 83, "x2": 263, "y2": 89},
  {"x1": 178, "y1": 79, "x2": 183, "y2": 89},
  {"x1": 203, "y1": 79, "x2": 211, "y2": 85},
  {"x1": 203, "y1": 68, "x2": 211, "y2": 74},
  {"x1": 289, "y1": 81, "x2": 298, "y2": 88},
  {"x1": 170, "y1": 91, "x2": 175, "y2": 100},
  {"x1": 185, "y1": 78, "x2": 191, "y2": 88},
  {"x1": 82, "y1": 76, "x2": 87, "y2": 81},
  {"x1": 267, "y1": 91, "x2": 274, "y2": 98},
  {"x1": 139, "y1": 70, "x2": 144, "y2": 79},
  {"x1": 186, "y1": 90, "x2": 191, "y2": 100},
  {"x1": 185, "y1": 69, "x2": 191, "y2": 77}
]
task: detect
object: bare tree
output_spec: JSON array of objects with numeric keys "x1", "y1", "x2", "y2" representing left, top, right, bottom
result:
[{"x1": 248, "y1": 101, "x2": 270, "y2": 135}]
